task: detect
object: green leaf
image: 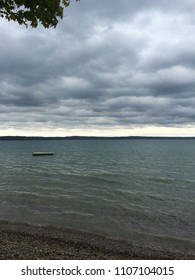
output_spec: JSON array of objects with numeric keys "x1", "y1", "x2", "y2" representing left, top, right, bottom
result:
[{"x1": 0, "y1": 0, "x2": 80, "y2": 28}]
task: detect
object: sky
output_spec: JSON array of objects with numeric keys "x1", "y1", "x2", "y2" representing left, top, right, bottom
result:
[{"x1": 0, "y1": 0, "x2": 195, "y2": 137}]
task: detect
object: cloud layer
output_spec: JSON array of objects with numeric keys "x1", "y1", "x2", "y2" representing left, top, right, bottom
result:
[{"x1": 0, "y1": 0, "x2": 195, "y2": 136}]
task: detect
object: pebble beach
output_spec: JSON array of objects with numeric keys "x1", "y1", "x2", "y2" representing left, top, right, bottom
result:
[{"x1": 0, "y1": 220, "x2": 194, "y2": 260}]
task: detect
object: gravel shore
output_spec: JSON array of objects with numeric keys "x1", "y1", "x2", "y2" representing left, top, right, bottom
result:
[{"x1": 0, "y1": 220, "x2": 194, "y2": 260}]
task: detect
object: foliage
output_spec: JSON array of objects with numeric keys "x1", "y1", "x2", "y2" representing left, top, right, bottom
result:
[{"x1": 0, "y1": 0, "x2": 79, "y2": 28}]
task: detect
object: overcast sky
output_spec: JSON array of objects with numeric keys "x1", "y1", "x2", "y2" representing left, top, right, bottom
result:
[{"x1": 0, "y1": 0, "x2": 195, "y2": 136}]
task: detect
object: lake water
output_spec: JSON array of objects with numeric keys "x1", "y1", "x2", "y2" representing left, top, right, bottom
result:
[{"x1": 0, "y1": 139, "x2": 195, "y2": 254}]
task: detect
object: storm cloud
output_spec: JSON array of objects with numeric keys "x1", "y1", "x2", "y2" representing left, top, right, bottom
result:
[{"x1": 0, "y1": 0, "x2": 195, "y2": 136}]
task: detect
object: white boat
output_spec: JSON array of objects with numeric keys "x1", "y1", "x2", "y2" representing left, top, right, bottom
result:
[{"x1": 32, "y1": 152, "x2": 54, "y2": 156}]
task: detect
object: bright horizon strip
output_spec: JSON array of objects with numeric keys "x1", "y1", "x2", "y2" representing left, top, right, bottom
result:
[{"x1": 0, "y1": 125, "x2": 195, "y2": 137}]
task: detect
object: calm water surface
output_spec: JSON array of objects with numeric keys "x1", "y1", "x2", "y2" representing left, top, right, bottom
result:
[{"x1": 0, "y1": 139, "x2": 195, "y2": 252}]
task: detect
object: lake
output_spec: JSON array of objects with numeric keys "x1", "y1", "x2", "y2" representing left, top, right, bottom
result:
[{"x1": 0, "y1": 139, "x2": 194, "y2": 254}]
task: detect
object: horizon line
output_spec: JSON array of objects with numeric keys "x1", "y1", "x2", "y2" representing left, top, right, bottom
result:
[{"x1": 0, "y1": 135, "x2": 195, "y2": 139}]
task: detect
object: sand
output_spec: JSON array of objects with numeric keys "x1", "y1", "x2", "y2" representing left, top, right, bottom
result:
[{"x1": 0, "y1": 220, "x2": 194, "y2": 260}]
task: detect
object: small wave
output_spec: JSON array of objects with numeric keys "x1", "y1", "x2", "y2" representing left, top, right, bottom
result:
[
  {"x1": 146, "y1": 176, "x2": 178, "y2": 184},
  {"x1": 148, "y1": 194, "x2": 165, "y2": 201}
]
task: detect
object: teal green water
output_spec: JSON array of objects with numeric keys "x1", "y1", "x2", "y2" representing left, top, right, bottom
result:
[{"x1": 0, "y1": 139, "x2": 195, "y2": 252}]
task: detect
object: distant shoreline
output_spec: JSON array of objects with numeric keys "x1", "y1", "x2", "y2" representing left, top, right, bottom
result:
[{"x1": 0, "y1": 136, "x2": 195, "y2": 141}]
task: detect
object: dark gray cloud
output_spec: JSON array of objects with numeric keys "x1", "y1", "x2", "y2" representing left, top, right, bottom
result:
[{"x1": 0, "y1": 0, "x2": 195, "y2": 136}]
